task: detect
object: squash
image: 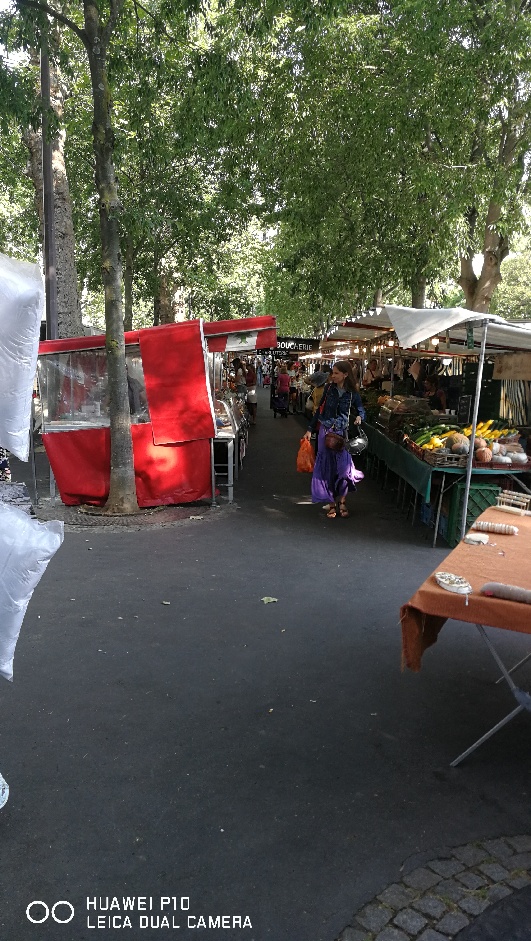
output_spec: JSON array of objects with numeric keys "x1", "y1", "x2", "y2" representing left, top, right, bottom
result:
[
  {"x1": 491, "y1": 441, "x2": 500, "y2": 455},
  {"x1": 507, "y1": 452, "x2": 528, "y2": 464},
  {"x1": 451, "y1": 442, "x2": 470, "y2": 455},
  {"x1": 475, "y1": 447, "x2": 492, "y2": 463},
  {"x1": 494, "y1": 455, "x2": 512, "y2": 464},
  {"x1": 473, "y1": 437, "x2": 487, "y2": 450},
  {"x1": 447, "y1": 433, "x2": 469, "y2": 450}
]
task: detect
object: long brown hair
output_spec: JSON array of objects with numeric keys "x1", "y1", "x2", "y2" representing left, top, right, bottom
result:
[{"x1": 333, "y1": 360, "x2": 358, "y2": 393}]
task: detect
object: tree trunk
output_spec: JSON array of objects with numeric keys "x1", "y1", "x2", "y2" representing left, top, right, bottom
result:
[
  {"x1": 24, "y1": 59, "x2": 83, "y2": 338},
  {"x1": 459, "y1": 198, "x2": 509, "y2": 312},
  {"x1": 123, "y1": 234, "x2": 134, "y2": 332},
  {"x1": 411, "y1": 274, "x2": 426, "y2": 308},
  {"x1": 85, "y1": 2, "x2": 138, "y2": 513},
  {"x1": 159, "y1": 274, "x2": 174, "y2": 324}
]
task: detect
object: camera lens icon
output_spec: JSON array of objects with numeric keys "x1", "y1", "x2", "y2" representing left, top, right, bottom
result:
[{"x1": 26, "y1": 901, "x2": 75, "y2": 924}]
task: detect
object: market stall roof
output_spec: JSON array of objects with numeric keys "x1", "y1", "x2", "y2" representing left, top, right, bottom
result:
[
  {"x1": 202, "y1": 316, "x2": 276, "y2": 352},
  {"x1": 384, "y1": 306, "x2": 531, "y2": 354},
  {"x1": 322, "y1": 312, "x2": 393, "y2": 344}
]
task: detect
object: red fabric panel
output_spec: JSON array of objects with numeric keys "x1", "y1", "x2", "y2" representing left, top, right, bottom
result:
[
  {"x1": 42, "y1": 425, "x2": 212, "y2": 507},
  {"x1": 139, "y1": 322, "x2": 215, "y2": 445},
  {"x1": 203, "y1": 316, "x2": 277, "y2": 351}
]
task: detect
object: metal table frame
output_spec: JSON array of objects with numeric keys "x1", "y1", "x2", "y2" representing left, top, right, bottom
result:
[{"x1": 451, "y1": 624, "x2": 531, "y2": 767}]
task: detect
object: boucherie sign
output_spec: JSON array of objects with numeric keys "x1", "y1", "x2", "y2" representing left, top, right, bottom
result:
[{"x1": 273, "y1": 336, "x2": 320, "y2": 353}]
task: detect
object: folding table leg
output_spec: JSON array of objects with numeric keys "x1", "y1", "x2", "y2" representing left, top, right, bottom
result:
[
  {"x1": 432, "y1": 472, "x2": 446, "y2": 548},
  {"x1": 450, "y1": 624, "x2": 531, "y2": 767},
  {"x1": 495, "y1": 652, "x2": 531, "y2": 685}
]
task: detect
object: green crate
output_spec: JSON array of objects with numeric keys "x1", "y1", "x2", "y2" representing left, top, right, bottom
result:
[{"x1": 445, "y1": 480, "x2": 501, "y2": 548}]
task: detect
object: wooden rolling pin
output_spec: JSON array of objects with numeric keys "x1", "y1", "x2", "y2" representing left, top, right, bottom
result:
[{"x1": 493, "y1": 505, "x2": 531, "y2": 517}]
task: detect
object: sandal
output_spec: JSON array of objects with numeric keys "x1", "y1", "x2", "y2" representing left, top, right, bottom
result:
[
  {"x1": 338, "y1": 505, "x2": 349, "y2": 518},
  {"x1": 326, "y1": 506, "x2": 337, "y2": 518}
]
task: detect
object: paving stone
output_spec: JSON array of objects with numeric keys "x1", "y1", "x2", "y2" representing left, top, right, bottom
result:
[
  {"x1": 338, "y1": 928, "x2": 368, "y2": 941},
  {"x1": 374, "y1": 929, "x2": 409, "y2": 941},
  {"x1": 458, "y1": 895, "x2": 490, "y2": 916},
  {"x1": 393, "y1": 908, "x2": 428, "y2": 934},
  {"x1": 377, "y1": 884, "x2": 417, "y2": 911},
  {"x1": 454, "y1": 884, "x2": 531, "y2": 940},
  {"x1": 412, "y1": 896, "x2": 448, "y2": 918},
  {"x1": 508, "y1": 852, "x2": 531, "y2": 871},
  {"x1": 452, "y1": 845, "x2": 489, "y2": 867},
  {"x1": 436, "y1": 912, "x2": 470, "y2": 934},
  {"x1": 481, "y1": 838, "x2": 514, "y2": 860},
  {"x1": 455, "y1": 872, "x2": 487, "y2": 890},
  {"x1": 434, "y1": 879, "x2": 467, "y2": 903},
  {"x1": 416, "y1": 931, "x2": 450, "y2": 941},
  {"x1": 357, "y1": 903, "x2": 393, "y2": 933},
  {"x1": 478, "y1": 862, "x2": 511, "y2": 882},
  {"x1": 403, "y1": 867, "x2": 442, "y2": 891},
  {"x1": 508, "y1": 875, "x2": 531, "y2": 889},
  {"x1": 506, "y1": 835, "x2": 531, "y2": 854},
  {"x1": 487, "y1": 884, "x2": 513, "y2": 903},
  {"x1": 428, "y1": 859, "x2": 465, "y2": 878}
]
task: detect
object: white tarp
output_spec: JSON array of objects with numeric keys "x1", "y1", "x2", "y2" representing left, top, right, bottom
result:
[
  {"x1": 384, "y1": 305, "x2": 531, "y2": 354},
  {"x1": 0, "y1": 504, "x2": 63, "y2": 682},
  {"x1": 0, "y1": 253, "x2": 44, "y2": 461}
]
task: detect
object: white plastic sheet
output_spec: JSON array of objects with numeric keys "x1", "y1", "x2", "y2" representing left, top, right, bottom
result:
[
  {"x1": 0, "y1": 253, "x2": 44, "y2": 461},
  {"x1": 0, "y1": 504, "x2": 63, "y2": 682}
]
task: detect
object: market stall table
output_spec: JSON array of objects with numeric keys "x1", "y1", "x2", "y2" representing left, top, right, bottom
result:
[
  {"x1": 365, "y1": 423, "x2": 530, "y2": 545},
  {"x1": 401, "y1": 507, "x2": 531, "y2": 765}
]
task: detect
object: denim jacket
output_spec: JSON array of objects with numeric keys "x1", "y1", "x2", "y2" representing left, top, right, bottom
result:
[{"x1": 308, "y1": 383, "x2": 366, "y2": 434}]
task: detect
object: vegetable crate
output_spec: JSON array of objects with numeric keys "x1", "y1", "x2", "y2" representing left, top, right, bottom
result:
[{"x1": 444, "y1": 481, "x2": 501, "y2": 548}]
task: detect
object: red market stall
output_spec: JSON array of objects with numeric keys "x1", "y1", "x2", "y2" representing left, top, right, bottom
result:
[{"x1": 38, "y1": 316, "x2": 276, "y2": 507}]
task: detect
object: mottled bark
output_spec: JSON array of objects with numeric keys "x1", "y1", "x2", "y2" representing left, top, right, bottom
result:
[
  {"x1": 459, "y1": 199, "x2": 509, "y2": 312},
  {"x1": 459, "y1": 125, "x2": 520, "y2": 312},
  {"x1": 123, "y1": 234, "x2": 134, "y2": 332},
  {"x1": 85, "y1": 0, "x2": 138, "y2": 513},
  {"x1": 24, "y1": 62, "x2": 83, "y2": 338},
  {"x1": 158, "y1": 274, "x2": 175, "y2": 324},
  {"x1": 411, "y1": 275, "x2": 426, "y2": 309}
]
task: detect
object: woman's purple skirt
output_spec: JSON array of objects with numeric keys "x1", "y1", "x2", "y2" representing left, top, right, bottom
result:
[{"x1": 311, "y1": 425, "x2": 364, "y2": 504}]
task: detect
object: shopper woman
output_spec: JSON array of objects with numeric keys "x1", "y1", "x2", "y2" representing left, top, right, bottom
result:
[
  {"x1": 303, "y1": 361, "x2": 365, "y2": 518},
  {"x1": 246, "y1": 362, "x2": 258, "y2": 425},
  {"x1": 275, "y1": 365, "x2": 291, "y2": 409},
  {"x1": 232, "y1": 358, "x2": 247, "y2": 396}
]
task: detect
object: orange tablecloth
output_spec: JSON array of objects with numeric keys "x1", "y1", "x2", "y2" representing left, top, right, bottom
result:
[{"x1": 401, "y1": 508, "x2": 531, "y2": 671}]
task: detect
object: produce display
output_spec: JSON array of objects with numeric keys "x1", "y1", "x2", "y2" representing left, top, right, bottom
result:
[{"x1": 406, "y1": 419, "x2": 527, "y2": 465}]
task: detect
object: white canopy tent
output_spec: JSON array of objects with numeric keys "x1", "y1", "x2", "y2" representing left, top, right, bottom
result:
[{"x1": 382, "y1": 306, "x2": 531, "y2": 540}]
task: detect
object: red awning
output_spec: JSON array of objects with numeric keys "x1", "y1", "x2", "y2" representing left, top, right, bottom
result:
[{"x1": 203, "y1": 316, "x2": 276, "y2": 352}]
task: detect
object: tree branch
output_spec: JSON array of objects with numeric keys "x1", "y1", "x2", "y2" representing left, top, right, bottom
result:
[
  {"x1": 102, "y1": 0, "x2": 126, "y2": 47},
  {"x1": 16, "y1": 0, "x2": 87, "y2": 47}
]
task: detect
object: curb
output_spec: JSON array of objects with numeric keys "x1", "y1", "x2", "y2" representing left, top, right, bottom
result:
[{"x1": 337, "y1": 836, "x2": 531, "y2": 941}]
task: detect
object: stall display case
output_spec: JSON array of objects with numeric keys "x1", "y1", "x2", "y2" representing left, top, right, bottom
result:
[{"x1": 38, "y1": 344, "x2": 150, "y2": 432}]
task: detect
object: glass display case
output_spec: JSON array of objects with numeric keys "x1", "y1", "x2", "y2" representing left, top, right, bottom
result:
[
  {"x1": 38, "y1": 344, "x2": 150, "y2": 432},
  {"x1": 377, "y1": 396, "x2": 432, "y2": 440}
]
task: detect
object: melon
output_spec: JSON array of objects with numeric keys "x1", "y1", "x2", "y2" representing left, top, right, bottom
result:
[
  {"x1": 447, "y1": 433, "x2": 468, "y2": 449},
  {"x1": 451, "y1": 442, "x2": 469, "y2": 455}
]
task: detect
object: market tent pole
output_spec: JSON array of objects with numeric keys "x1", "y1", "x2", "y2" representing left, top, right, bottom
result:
[{"x1": 460, "y1": 320, "x2": 489, "y2": 541}]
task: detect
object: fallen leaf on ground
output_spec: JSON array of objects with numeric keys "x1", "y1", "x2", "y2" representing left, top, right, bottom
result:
[
  {"x1": 261, "y1": 597, "x2": 278, "y2": 604},
  {"x1": 161, "y1": 601, "x2": 171, "y2": 605},
  {"x1": 189, "y1": 515, "x2": 204, "y2": 520}
]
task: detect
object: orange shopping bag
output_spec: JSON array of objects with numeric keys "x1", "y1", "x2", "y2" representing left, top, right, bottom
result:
[{"x1": 296, "y1": 437, "x2": 315, "y2": 473}]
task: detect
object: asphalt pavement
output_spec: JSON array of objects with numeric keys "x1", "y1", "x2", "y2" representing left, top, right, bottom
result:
[{"x1": 1, "y1": 387, "x2": 531, "y2": 941}]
